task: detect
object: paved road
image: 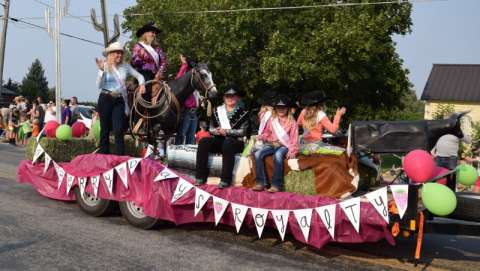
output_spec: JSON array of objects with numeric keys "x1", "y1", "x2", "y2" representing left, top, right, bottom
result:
[{"x1": 1, "y1": 143, "x2": 479, "y2": 271}]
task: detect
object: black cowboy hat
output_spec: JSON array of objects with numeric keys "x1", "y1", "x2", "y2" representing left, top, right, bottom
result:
[
  {"x1": 186, "y1": 56, "x2": 197, "y2": 69},
  {"x1": 258, "y1": 90, "x2": 277, "y2": 106},
  {"x1": 300, "y1": 90, "x2": 325, "y2": 107},
  {"x1": 223, "y1": 84, "x2": 245, "y2": 96},
  {"x1": 136, "y1": 22, "x2": 161, "y2": 38},
  {"x1": 272, "y1": 94, "x2": 292, "y2": 107}
]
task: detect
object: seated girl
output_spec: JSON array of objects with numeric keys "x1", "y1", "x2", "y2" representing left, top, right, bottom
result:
[
  {"x1": 297, "y1": 91, "x2": 346, "y2": 154},
  {"x1": 252, "y1": 95, "x2": 298, "y2": 192}
]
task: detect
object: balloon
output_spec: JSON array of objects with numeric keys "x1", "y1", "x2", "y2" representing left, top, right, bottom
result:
[
  {"x1": 92, "y1": 120, "x2": 101, "y2": 140},
  {"x1": 71, "y1": 121, "x2": 86, "y2": 138},
  {"x1": 44, "y1": 121, "x2": 59, "y2": 138},
  {"x1": 56, "y1": 124, "x2": 72, "y2": 141},
  {"x1": 432, "y1": 166, "x2": 449, "y2": 185},
  {"x1": 422, "y1": 183, "x2": 457, "y2": 216},
  {"x1": 456, "y1": 164, "x2": 478, "y2": 186},
  {"x1": 403, "y1": 150, "x2": 435, "y2": 183}
]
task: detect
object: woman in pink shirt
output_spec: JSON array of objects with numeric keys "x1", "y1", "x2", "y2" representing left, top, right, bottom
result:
[{"x1": 253, "y1": 95, "x2": 299, "y2": 192}]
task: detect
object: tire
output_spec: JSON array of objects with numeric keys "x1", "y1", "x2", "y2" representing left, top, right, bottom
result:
[
  {"x1": 449, "y1": 192, "x2": 480, "y2": 222},
  {"x1": 74, "y1": 187, "x2": 117, "y2": 217},
  {"x1": 119, "y1": 201, "x2": 161, "y2": 230}
]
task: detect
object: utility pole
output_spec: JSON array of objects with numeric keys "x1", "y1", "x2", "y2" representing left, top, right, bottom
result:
[
  {"x1": 0, "y1": 0, "x2": 11, "y2": 96},
  {"x1": 54, "y1": 0, "x2": 61, "y2": 122}
]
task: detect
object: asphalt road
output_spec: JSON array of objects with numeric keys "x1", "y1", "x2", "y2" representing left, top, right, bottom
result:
[{"x1": 1, "y1": 143, "x2": 479, "y2": 271}]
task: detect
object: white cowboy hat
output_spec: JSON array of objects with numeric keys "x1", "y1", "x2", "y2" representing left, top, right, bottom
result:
[{"x1": 103, "y1": 41, "x2": 124, "y2": 56}]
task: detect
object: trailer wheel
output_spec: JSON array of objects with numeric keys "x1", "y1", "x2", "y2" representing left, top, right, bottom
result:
[
  {"x1": 74, "y1": 187, "x2": 117, "y2": 217},
  {"x1": 119, "y1": 201, "x2": 160, "y2": 229},
  {"x1": 450, "y1": 192, "x2": 480, "y2": 222}
]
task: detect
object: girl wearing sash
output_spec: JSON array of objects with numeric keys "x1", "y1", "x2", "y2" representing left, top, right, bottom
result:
[
  {"x1": 252, "y1": 95, "x2": 298, "y2": 192},
  {"x1": 131, "y1": 22, "x2": 167, "y2": 87},
  {"x1": 95, "y1": 42, "x2": 146, "y2": 154},
  {"x1": 195, "y1": 85, "x2": 249, "y2": 188}
]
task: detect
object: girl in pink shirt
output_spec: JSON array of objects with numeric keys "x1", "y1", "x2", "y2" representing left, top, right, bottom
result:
[{"x1": 253, "y1": 95, "x2": 298, "y2": 193}]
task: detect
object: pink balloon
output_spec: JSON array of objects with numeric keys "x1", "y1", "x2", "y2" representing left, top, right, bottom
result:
[
  {"x1": 44, "y1": 121, "x2": 59, "y2": 138},
  {"x1": 432, "y1": 166, "x2": 449, "y2": 185},
  {"x1": 403, "y1": 150, "x2": 435, "y2": 183},
  {"x1": 71, "y1": 121, "x2": 86, "y2": 138},
  {"x1": 475, "y1": 177, "x2": 480, "y2": 188}
]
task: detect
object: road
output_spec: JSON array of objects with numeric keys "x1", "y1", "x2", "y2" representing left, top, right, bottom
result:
[{"x1": 1, "y1": 143, "x2": 479, "y2": 271}]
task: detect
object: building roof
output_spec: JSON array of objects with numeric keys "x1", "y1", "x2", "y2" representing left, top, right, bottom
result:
[
  {"x1": 421, "y1": 64, "x2": 480, "y2": 103},
  {"x1": 0, "y1": 87, "x2": 17, "y2": 96}
]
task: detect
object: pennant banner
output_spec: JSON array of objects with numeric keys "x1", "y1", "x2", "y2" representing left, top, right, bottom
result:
[
  {"x1": 315, "y1": 204, "x2": 336, "y2": 239},
  {"x1": 390, "y1": 185, "x2": 409, "y2": 219},
  {"x1": 365, "y1": 187, "x2": 389, "y2": 224},
  {"x1": 144, "y1": 144, "x2": 154, "y2": 158},
  {"x1": 43, "y1": 153, "x2": 51, "y2": 174},
  {"x1": 115, "y1": 162, "x2": 128, "y2": 188},
  {"x1": 340, "y1": 197, "x2": 361, "y2": 233},
  {"x1": 90, "y1": 176, "x2": 100, "y2": 197},
  {"x1": 55, "y1": 163, "x2": 65, "y2": 190},
  {"x1": 250, "y1": 208, "x2": 269, "y2": 238},
  {"x1": 154, "y1": 167, "x2": 179, "y2": 182},
  {"x1": 66, "y1": 174, "x2": 75, "y2": 195},
  {"x1": 103, "y1": 169, "x2": 114, "y2": 195},
  {"x1": 171, "y1": 178, "x2": 194, "y2": 203},
  {"x1": 32, "y1": 144, "x2": 44, "y2": 164},
  {"x1": 127, "y1": 158, "x2": 142, "y2": 175},
  {"x1": 271, "y1": 210, "x2": 290, "y2": 241},
  {"x1": 78, "y1": 177, "x2": 87, "y2": 197},
  {"x1": 293, "y1": 209, "x2": 313, "y2": 243},
  {"x1": 212, "y1": 196, "x2": 229, "y2": 226},
  {"x1": 231, "y1": 203, "x2": 249, "y2": 233},
  {"x1": 194, "y1": 188, "x2": 211, "y2": 216}
]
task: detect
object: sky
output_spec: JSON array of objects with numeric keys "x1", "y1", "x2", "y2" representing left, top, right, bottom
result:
[{"x1": 3, "y1": 0, "x2": 480, "y2": 102}]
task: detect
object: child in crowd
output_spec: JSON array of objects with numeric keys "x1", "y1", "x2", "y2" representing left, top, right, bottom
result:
[
  {"x1": 195, "y1": 120, "x2": 211, "y2": 144},
  {"x1": 252, "y1": 95, "x2": 298, "y2": 192},
  {"x1": 18, "y1": 113, "x2": 32, "y2": 145},
  {"x1": 31, "y1": 118, "x2": 41, "y2": 138},
  {"x1": 8, "y1": 109, "x2": 19, "y2": 144}
]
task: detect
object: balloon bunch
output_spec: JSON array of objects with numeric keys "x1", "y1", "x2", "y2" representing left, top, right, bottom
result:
[
  {"x1": 42, "y1": 120, "x2": 101, "y2": 141},
  {"x1": 402, "y1": 149, "x2": 479, "y2": 216}
]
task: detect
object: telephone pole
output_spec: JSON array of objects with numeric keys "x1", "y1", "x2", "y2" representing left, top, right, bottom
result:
[
  {"x1": 0, "y1": 0, "x2": 11, "y2": 96},
  {"x1": 55, "y1": 0, "x2": 61, "y2": 122}
]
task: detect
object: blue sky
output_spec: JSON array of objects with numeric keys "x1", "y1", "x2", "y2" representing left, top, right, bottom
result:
[{"x1": 3, "y1": 0, "x2": 480, "y2": 102}]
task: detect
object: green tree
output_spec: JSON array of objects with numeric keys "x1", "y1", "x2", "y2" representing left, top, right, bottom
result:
[
  {"x1": 432, "y1": 103, "x2": 455, "y2": 120},
  {"x1": 2, "y1": 78, "x2": 20, "y2": 93},
  {"x1": 123, "y1": 0, "x2": 413, "y2": 123},
  {"x1": 20, "y1": 59, "x2": 49, "y2": 101}
]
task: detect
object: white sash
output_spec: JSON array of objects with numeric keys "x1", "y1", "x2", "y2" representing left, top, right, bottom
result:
[
  {"x1": 105, "y1": 64, "x2": 130, "y2": 115},
  {"x1": 272, "y1": 117, "x2": 290, "y2": 147},
  {"x1": 316, "y1": 111, "x2": 326, "y2": 122},
  {"x1": 217, "y1": 105, "x2": 232, "y2": 129},
  {"x1": 139, "y1": 42, "x2": 159, "y2": 69},
  {"x1": 258, "y1": 111, "x2": 271, "y2": 135}
]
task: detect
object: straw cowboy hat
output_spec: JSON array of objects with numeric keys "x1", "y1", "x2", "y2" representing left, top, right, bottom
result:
[{"x1": 103, "y1": 41, "x2": 124, "y2": 57}]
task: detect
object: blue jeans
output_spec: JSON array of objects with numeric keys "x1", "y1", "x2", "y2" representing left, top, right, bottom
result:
[
  {"x1": 254, "y1": 145, "x2": 288, "y2": 188},
  {"x1": 435, "y1": 156, "x2": 458, "y2": 170},
  {"x1": 175, "y1": 109, "x2": 198, "y2": 145}
]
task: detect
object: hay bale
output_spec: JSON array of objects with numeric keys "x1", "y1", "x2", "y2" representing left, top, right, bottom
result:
[{"x1": 284, "y1": 169, "x2": 317, "y2": 195}]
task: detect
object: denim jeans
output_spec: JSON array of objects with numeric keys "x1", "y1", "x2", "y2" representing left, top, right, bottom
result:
[
  {"x1": 435, "y1": 156, "x2": 458, "y2": 170},
  {"x1": 98, "y1": 93, "x2": 125, "y2": 155},
  {"x1": 254, "y1": 145, "x2": 288, "y2": 188},
  {"x1": 175, "y1": 109, "x2": 198, "y2": 145}
]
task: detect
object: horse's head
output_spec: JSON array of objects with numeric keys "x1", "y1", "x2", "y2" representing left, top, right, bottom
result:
[{"x1": 192, "y1": 63, "x2": 218, "y2": 99}]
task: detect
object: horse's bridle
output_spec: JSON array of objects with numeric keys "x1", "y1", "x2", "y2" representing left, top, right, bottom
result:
[{"x1": 191, "y1": 68, "x2": 216, "y2": 99}]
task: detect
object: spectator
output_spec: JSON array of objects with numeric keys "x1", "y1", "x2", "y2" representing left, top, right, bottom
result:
[
  {"x1": 31, "y1": 118, "x2": 41, "y2": 138},
  {"x1": 61, "y1": 99, "x2": 72, "y2": 125},
  {"x1": 18, "y1": 113, "x2": 32, "y2": 145},
  {"x1": 70, "y1": 96, "x2": 79, "y2": 123},
  {"x1": 32, "y1": 100, "x2": 45, "y2": 130},
  {"x1": 195, "y1": 120, "x2": 211, "y2": 144},
  {"x1": 44, "y1": 101, "x2": 56, "y2": 124},
  {"x1": 36, "y1": 96, "x2": 47, "y2": 111}
]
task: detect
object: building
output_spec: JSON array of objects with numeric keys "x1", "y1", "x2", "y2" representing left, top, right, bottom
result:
[
  {"x1": 0, "y1": 87, "x2": 17, "y2": 107},
  {"x1": 421, "y1": 64, "x2": 480, "y2": 122}
]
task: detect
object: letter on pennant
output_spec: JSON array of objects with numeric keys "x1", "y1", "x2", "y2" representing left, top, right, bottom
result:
[
  {"x1": 390, "y1": 185, "x2": 409, "y2": 219},
  {"x1": 43, "y1": 154, "x2": 51, "y2": 174},
  {"x1": 365, "y1": 187, "x2": 389, "y2": 224},
  {"x1": 293, "y1": 209, "x2": 313, "y2": 243},
  {"x1": 55, "y1": 163, "x2": 65, "y2": 190},
  {"x1": 127, "y1": 158, "x2": 142, "y2": 175},
  {"x1": 103, "y1": 169, "x2": 114, "y2": 195},
  {"x1": 32, "y1": 144, "x2": 44, "y2": 164},
  {"x1": 271, "y1": 210, "x2": 290, "y2": 241},
  {"x1": 115, "y1": 162, "x2": 128, "y2": 188},
  {"x1": 90, "y1": 176, "x2": 100, "y2": 197},
  {"x1": 230, "y1": 203, "x2": 248, "y2": 233},
  {"x1": 250, "y1": 208, "x2": 269, "y2": 238},
  {"x1": 154, "y1": 167, "x2": 179, "y2": 182},
  {"x1": 315, "y1": 204, "x2": 336, "y2": 240},
  {"x1": 339, "y1": 197, "x2": 361, "y2": 233},
  {"x1": 212, "y1": 196, "x2": 229, "y2": 226},
  {"x1": 171, "y1": 178, "x2": 194, "y2": 203},
  {"x1": 194, "y1": 188, "x2": 211, "y2": 217},
  {"x1": 144, "y1": 144, "x2": 154, "y2": 158},
  {"x1": 78, "y1": 177, "x2": 87, "y2": 197},
  {"x1": 66, "y1": 174, "x2": 75, "y2": 195}
]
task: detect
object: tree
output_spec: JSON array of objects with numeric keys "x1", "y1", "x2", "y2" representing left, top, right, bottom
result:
[
  {"x1": 2, "y1": 78, "x2": 20, "y2": 93},
  {"x1": 20, "y1": 59, "x2": 49, "y2": 101},
  {"x1": 432, "y1": 103, "x2": 455, "y2": 120},
  {"x1": 123, "y1": 0, "x2": 413, "y2": 122}
]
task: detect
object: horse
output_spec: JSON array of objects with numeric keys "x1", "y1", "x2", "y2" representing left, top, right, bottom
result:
[{"x1": 129, "y1": 63, "x2": 218, "y2": 152}]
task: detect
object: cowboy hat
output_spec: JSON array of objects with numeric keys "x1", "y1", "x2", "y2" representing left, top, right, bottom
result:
[
  {"x1": 258, "y1": 90, "x2": 277, "y2": 106},
  {"x1": 103, "y1": 41, "x2": 124, "y2": 57},
  {"x1": 272, "y1": 94, "x2": 292, "y2": 107},
  {"x1": 136, "y1": 22, "x2": 161, "y2": 38},
  {"x1": 300, "y1": 90, "x2": 325, "y2": 107},
  {"x1": 223, "y1": 84, "x2": 245, "y2": 96}
]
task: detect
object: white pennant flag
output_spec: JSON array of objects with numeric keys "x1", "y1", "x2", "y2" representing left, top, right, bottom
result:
[
  {"x1": 79, "y1": 113, "x2": 92, "y2": 129},
  {"x1": 194, "y1": 188, "x2": 211, "y2": 216},
  {"x1": 103, "y1": 169, "x2": 114, "y2": 195},
  {"x1": 115, "y1": 162, "x2": 128, "y2": 188},
  {"x1": 339, "y1": 197, "x2": 361, "y2": 233},
  {"x1": 171, "y1": 178, "x2": 194, "y2": 203},
  {"x1": 144, "y1": 144, "x2": 154, "y2": 158},
  {"x1": 43, "y1": 153, "x2": 52, "y2": 174},
  {"x1": 365, "y1": 187, "x2": 389, "y2": 224},
  {"x1": 212, "y1": 196, "x2": 229, "y2": 226},
  {"x1": 230, "y1": 203, "x2": 249, "y2": 233},
  {"x1": 250, "y1": 208, "x2": 269, "y2": 238},
  {"x1": 90, "y1": 176, "x2": 100, "y2": 197},
  {"x1": 78, "y1": 177, "x2": 87, "y2": 197},
  {"x1": 390, "y1": 185, "x2": 409, "y2": 219},
  {"x1": 154, "y1": 167, "x2": 179, "y2": 182},
  {"x1": 127, "y1": 158, "x2": 142, "y2": 175},
  {"x1": 32, "y1": 144, "x2": 44, "y2": 164},
  {"x1": 55, "y1": 164, "x2": 65, "y2": 190},
  {"x1": 36, "y1": 126, "x2": 45, "y2": 143},
  {"x1": 315, "y1": 204, "x2": 337, "y2": 239},
  {"x1": 293, "y1": 209, "x2": 313, "y2": 243},
  {"x1": 66, "y1": 174, "x2": 75, "y2": 195},
  {"x1": 271, "y1": 210, "x2": 290, "y2": 241}
]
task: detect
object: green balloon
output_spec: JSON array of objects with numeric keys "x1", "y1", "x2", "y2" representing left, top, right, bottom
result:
[
  {"x1": 457, "y1": 164, "x2": 478, "y2": 186},
  {"x1": 92, "y1": 120, "x2": 101, "y2": 140},
  {"x1": 56, "y1": 124, "x2": 72, "y2": 141},
  {"x1": 422, "y1": 183, "x2": 457, "y2": 216}
]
